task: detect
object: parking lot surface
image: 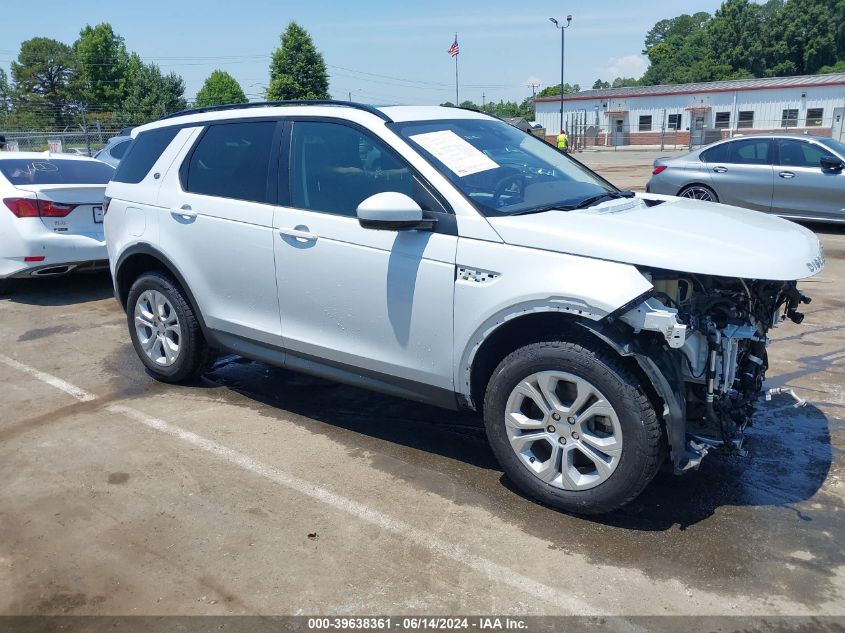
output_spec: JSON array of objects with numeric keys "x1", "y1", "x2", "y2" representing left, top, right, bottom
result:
[{"x1": 0, "y1": 153, "x2": 843, "y2": 618}]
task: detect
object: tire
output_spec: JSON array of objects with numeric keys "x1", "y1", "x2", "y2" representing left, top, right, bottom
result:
[
  {"x1": 126, "y1": 271, "x2": 212, "y2": 383},
  {"x1": 679, "y1": 184, "x2": 719, "y2": 203},
  {"x1": 483, "y1": 340, "x2": 662, "y2": 515},
  {"x1": 0, "y1": 278, "x2": 14, "y2": 295}
]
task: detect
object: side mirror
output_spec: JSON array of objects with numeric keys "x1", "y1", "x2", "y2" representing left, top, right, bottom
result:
[
  {"x1": 356, "y1": 192, "x2": 436, "y2": 231},
  {"x1": 821, "y1": 156, "x2": 844, "y2": 171}
]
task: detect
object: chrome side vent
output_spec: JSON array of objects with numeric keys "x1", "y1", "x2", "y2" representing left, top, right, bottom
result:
[{"x1": 457, "y1": 267, "x2": 500, "y2": 283}]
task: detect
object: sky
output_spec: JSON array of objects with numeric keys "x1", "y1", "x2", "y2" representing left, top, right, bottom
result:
[{"x1": 1, "y1": 0, "x2": 727, "y2": 106}]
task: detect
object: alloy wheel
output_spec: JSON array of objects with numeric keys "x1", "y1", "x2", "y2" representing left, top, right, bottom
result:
[
  {"x1": 134, "y1": 290, "x2": 181, "y2": 366},
  {"x1": 504, "y1": 371, "x2": 623, "y2": 490},
  {"x1": 680, "y1": 186, "x2": 715, "y2": 202}
]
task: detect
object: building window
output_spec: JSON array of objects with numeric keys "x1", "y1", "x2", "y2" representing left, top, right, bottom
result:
[
  {"x1": 806, "y1": 108, "x2": 824, "y2": 126},
  {"x1": 667, "y1": 114, "x2": 682, "y2": 130},
  {"x1": 781, "y1": 109, "x2": 799, "y2": 127},
  {"x1": 714, "y1": 112, "x2": 731, "y2": 129},
  {"x1": 737, "y1": 111, "x2": 754, "y2": 129},
  {"x1": 638, "y1": 115, "x2": 652, "y2": 132}
]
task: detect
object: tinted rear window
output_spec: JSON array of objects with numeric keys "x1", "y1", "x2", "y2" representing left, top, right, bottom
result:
[
  {"x1": 184, "y1": 121, "x2": 275, "y2": 203},
  {"x1": 0, "y1": 159, "x2": 115, "y2": 185},
  {"x1": 113, "y1": 126, "x2": 180, "y2": 184}
]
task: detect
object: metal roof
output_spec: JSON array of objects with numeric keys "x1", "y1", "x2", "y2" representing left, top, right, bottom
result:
[{"x1": 535, "y1": 73, "x2": 845, "y2": 102}]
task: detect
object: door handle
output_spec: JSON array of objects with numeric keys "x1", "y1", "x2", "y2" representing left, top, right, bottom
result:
[
  {"x1": 171, "y1": 204, "x2": 197, "y2": 220},
  {"x1": 278, "y1": 226, "x2": 318, "y2": 242},
  {"x1": 779, "y1": 171, "x2": 796, "y2": 179},
  {"x1": 712, "y1": 166, "x2": 728, "y2": 173}
]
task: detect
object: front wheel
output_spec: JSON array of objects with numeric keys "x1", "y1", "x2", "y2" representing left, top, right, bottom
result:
[
  {"x1": 126, "y1": 272, "x2": 212, "y2": 383},
  {"x1": 483, "y1": 340, "x2": 662, "y2": 514}
]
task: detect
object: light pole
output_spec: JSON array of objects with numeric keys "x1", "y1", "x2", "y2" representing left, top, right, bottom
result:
[{"x1": 549, "y1": 15, "x2": 572, "y2": 135}]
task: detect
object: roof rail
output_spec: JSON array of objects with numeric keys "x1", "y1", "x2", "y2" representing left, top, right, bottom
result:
[{"x1": 159, "y1": 100, "x2": 393, "y2": 122}]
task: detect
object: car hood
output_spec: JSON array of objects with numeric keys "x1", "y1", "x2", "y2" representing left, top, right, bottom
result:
[{"x1": 486, "y1": 195, "x2": 824, "y2": 281}]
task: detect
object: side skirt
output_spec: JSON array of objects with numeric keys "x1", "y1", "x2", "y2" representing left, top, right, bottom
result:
[{"x1": 207, "y1": 329, "x2": 460, "y2": 411}]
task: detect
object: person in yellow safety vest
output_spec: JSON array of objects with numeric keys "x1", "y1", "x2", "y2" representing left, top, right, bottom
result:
[{"x1": 556, "y1": 130, "x2": 568, "y2": 152}]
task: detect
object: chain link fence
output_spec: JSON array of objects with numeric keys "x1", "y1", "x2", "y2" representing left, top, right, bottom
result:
[
  {"x1": 541, "y1": 114, "x2": 845, "y2": 152},
  {"x1": 0, "y1": 125, "x2": 128, "y2": 155}
]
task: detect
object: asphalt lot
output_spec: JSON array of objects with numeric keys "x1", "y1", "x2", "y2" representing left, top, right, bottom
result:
[{"x1": 0, "y1": 151, "x2": 843, "y2": 620}]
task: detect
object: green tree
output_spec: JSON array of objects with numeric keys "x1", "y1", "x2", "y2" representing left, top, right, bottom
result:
[
  {"x1": 537, "y1": 83, "x2": 580, "y2": 97},
  {"x1": 267, "y1": 21, "x2": 329, "y2": 100},
  {"x1": 0, "y1": 68, "x2": 9, "y2": 112},
  {"x1": 115, "y1": 53, "x2": 186, "y2": 125},
  {"x1": 10, "y1": 37, "x2": 76, "y2": 125},
  {"x1": 195, "y1": 70, "x2": 247, "y2": 107},
  {"x1": 772, "y1": 0, "x2": 840, "y2": 75},
  {"x1": 592, "y1": 79, "x2": 610, "y2": 89},
  {"x1": 72, "y1": 23, "x2": 129, "y2": 109},
  {"x1": 611, "y1": 77, "x2": 641, "y2": 88}
]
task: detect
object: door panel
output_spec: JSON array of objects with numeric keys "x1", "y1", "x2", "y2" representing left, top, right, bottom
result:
[
  {"x1": 704, "y1": 138, "x2": 773, "y2": 211},
  {"x1": 771, "y1": 139, "x2": 845, "y2": 220},
  {"x1": 274, "y1": 120, "x2": 458, "y2": 390},
  {"x1": 157, "y1": 121, "x2": 282, "y2": 344}
]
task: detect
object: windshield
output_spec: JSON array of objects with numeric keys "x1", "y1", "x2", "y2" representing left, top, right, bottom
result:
[
  {"x1": 0, "y1": 158, "x2": 114, "y2": 186},
  {"x1": 395, "y1": 118, "x2": 617, "y2": 216},
  {"x1": 816, "y1": 137, "x2": 845, "y2": 157}
]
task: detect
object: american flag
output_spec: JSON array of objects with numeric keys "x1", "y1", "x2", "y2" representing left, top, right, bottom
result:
[{"x1": 448, "y1": 35, "x2": 459, "y2": 57}]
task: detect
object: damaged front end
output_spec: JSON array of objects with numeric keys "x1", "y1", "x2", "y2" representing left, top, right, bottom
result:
[{"x1": 589, "y1": 269, "x2": 813, "y2": 474}]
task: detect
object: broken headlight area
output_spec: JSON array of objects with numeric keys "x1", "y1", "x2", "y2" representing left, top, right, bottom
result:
[{"x1": 620, "y1": 269, "x2": 811, "y2": 462}]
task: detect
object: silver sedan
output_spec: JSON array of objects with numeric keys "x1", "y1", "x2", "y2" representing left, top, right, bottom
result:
[{"x1": 647, "y1": 134, "x2": 845, "y2": 223}]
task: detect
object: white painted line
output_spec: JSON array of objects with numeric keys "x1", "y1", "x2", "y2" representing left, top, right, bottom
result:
[
  {"x1": 0, "y1": 353, "x2": 97, "y2": 402},
  {"x1": 5, "y1": 355, "x2": 639, "y2": 623}
]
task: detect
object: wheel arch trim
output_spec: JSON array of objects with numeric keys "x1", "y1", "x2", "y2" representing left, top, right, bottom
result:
[{"x1": 114, "y1": 242, "x2": 210, "y2": 338}]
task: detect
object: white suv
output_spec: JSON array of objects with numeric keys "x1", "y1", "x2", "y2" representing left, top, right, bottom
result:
[{"x1": 105, "y1": 102, "x2": 823, "y2": 514}]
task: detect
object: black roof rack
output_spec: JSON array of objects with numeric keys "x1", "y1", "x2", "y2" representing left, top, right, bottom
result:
[{"x1": 159, "y1": 100, "x2": 392, "y2": 122}]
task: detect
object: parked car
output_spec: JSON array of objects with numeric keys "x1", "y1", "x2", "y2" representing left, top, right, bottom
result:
[
  {"x1": 1, "y1": 152, "x2": 115, "y2": 293},
  {"x1": 94, "y1": 135, "x2": 132, "y2": 168},
  {"x1": 66, "y1": 148, "x2": 91, "y2": 157},
  {"x1": 105, "y1": 102, "x2": 822, "y2": 514},
  {"x1": 648, "y1": 134, "x2": 845, "y2": 223}
]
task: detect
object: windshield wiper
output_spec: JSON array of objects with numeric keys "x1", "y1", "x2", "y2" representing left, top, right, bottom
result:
[
  {"x1": 572, "y1": 189, "x2": 636, "y2": 209},
  {"x1": 509, "y1": 190, "x2": 636, "y2": 216}
]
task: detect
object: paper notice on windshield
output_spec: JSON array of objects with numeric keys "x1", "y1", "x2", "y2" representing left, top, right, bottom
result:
[{"x1": 409, "y1": 130, "x2": 499, "y2": 177}]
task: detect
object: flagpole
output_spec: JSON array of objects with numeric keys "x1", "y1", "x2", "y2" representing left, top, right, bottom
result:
[{"x1": 454, "y1": 32, "x2": 459, "y2": 105}]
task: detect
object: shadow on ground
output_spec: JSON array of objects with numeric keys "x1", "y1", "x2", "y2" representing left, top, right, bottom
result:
[
  {"x1": 204, "y1": 355, "x2": 834, "y2": 532},
  {"x1": 1, "y1": 272, "x2": 113, "y2": 306}
]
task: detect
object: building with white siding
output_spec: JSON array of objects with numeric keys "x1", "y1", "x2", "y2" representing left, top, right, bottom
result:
[{"x1": 535, "y1": 73, "x2": 845, "y2": 147}]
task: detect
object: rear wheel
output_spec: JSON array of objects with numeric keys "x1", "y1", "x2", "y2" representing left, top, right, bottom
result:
[
  {"x1": 483, "y1": 340, "x2": 662, "y2": 514},
  {"x1": 127, "y1": 272, "x2": 211, "y2": 383},
  {"x1": 0, "y1": 278, "x2": 14, "y2": 295},
  {"x1": 679, "y1": 184, "x2": 718, "y2": 202}
]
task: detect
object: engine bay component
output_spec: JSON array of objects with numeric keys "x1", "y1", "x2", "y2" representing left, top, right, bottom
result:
[{"x1": 629, "y1": 268, "x2": 810, "y2": 468}]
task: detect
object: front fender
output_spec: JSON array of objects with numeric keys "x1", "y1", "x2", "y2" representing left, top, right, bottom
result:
[{"x1": 453, "y1": 238, "x2": 653, "y2": 398}]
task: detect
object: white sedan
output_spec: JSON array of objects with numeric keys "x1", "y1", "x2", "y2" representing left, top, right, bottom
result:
[{"x1": 0, "y1": 152, "x2": 115, "y2": 293}]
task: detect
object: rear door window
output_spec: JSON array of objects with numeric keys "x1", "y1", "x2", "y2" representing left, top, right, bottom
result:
[
  {"x1": 0, "y1": 159, "x2": 115, "y2": 185},
  {"x1": 113, "y1": 126, "x2": 180, "y2": 184},
  {"x1": 184, "y1": 121, "x2": 276, "y2": 203},
  {"x1": 728, "y1": 139, "x2": 771, "y2": 165}
]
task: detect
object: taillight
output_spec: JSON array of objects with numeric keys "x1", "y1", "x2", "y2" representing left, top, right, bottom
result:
[
  {"x1": 2, "y1": 197, "x2": 78, "y2": 218},
  {"x1": 38, "y1": 201, "x2": 78, "y2": 217},
  {"x1": 4, "y1": 197, "x2": 39, "y2": 217},
  {"x1": 652, "y1": 165, "x2": 668, "y2": 176}
]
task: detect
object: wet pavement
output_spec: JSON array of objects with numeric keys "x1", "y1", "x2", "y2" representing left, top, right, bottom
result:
[{"x1": 0, "y1": 214, "x2": 842, "y2": 617}]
